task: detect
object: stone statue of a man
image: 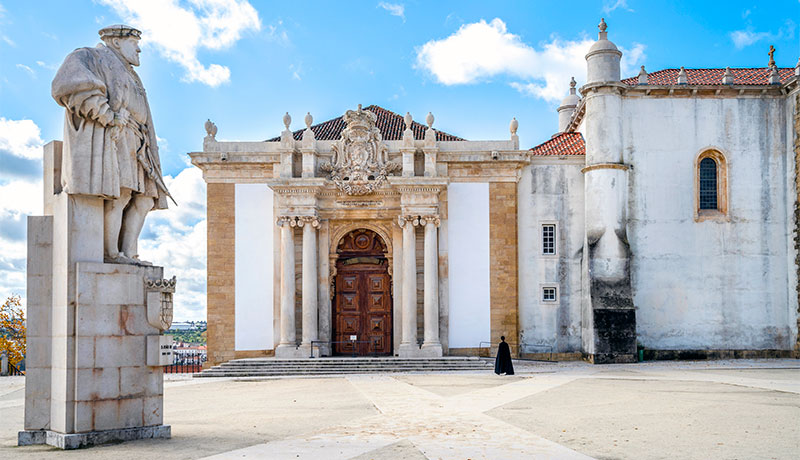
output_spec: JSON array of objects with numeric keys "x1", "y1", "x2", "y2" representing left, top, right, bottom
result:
[{"x1": 52, "y1": 24, "x2": 173, "y2": 264}]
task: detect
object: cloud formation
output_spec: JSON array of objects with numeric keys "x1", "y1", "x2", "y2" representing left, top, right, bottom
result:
[
  {"x1": 138, "y1": 166, "x2": 208, "y2": 321},
  {"x1": 98, "y1": 0, "x2": 261, "y2": 86},
  {"x1": 0, "y1": 118, "x2": 44, "y2": 303},
  {"x1": 416, "y1": 18, "x2": 645, "y2": 103},
  {"x1": 378, "y1": 2, "x2": 405, "y2": 22},
  {"x1": 730, "y1": 19, "x2": 796, "y2": 50},
  {"x1": 603, "y1": 0, "x2": 633, "y2": 14}
]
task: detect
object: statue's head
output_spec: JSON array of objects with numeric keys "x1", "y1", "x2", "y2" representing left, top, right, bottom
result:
[{"x1": 99, "y1": 24, "x2": 142, "y2": 66}]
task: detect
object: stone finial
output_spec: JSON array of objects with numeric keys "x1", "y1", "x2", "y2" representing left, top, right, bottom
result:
[
  {"x1": 283, "y1": 112, "x2": 291, "y2": 130},
  {"x1": 569, "y1": 76, "x2": 577, "y2": 94},
  {"x1": 404, "y1": 112, "x2": 413, "y2": 130},
  {"x1": 426, "y1": 112, "x2": 434, "y2": 129},
  {"x1": 304, "y1": 112, "x2": 313, "y2": 129},
  {"x1": 722, "y1": 67, "x2": 734, "y2": 85},
  {"x1": 795, "y1": 57, "x2": 800, "y2": 76},
  {"x1": 768, "y1": 45, "x2": 776, "y2": 68},
  {"x1": 769, "y1": 65, "x2": 780, "y2": 85},
  {"x1": 598, "y1": 18, "x2": 608, "y2": 40},
  {"x1": 677, "y1": 67, "x2": 688, "y2": 85},
  {"x1": 509, "y1": 117, "x2": 518, "y2": 135},
  {"x1": 204, "y1": 119, "x2": 217, "y2": 138},
  {"x1": 638, "y1": 66, "x2": 648, "y2": 85}
]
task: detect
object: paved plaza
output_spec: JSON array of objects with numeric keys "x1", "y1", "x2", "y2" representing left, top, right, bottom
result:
[{"x1": 1, "y1": 359, "x2": 798, "y2": 459}]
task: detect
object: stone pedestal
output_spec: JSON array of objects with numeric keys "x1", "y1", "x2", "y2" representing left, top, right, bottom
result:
[{"x1": 19, "y1": 142, "x2": 172, "y2": 448}]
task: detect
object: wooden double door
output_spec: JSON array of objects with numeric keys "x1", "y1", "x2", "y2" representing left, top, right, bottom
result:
[{"x1": 333, "y1": 229, "x2": 393, "y2": 356}]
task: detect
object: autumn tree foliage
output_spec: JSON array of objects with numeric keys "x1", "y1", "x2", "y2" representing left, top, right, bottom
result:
[{"x1": 0, "y1": 295, "x2": 26, "y2": 367}]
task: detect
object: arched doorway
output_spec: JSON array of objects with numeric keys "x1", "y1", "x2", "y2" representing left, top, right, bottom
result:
[{"x1": 333, "y1": 229, "x2": 393, "y2": 356}]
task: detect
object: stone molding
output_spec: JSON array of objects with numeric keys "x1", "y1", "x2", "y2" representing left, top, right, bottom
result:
[
  {"x1": 296, "y1": 216, "x2": 320, "y2": 228},
  {"x1": 420, "y1": 215, "x2": 441, "y2": 227},
  {"x1": 581, "y1": 163, "x2": 630, "y2": 173}
]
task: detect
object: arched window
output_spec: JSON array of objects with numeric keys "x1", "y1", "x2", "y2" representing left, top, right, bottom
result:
[
  {"x1": 695, "y1": 150, "x2": 728, "y2": 220},
  {"x1": 698, "y1": 158, "x2": 717, "y2": 210}
]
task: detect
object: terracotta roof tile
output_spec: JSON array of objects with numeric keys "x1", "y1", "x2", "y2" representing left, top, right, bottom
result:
[
  {"x1": 530, "y1": 132, "x2": 585, "y2": 156},
  {"x1": 621, "y1": 67, "x2": 795, "y2": 86},
  {"x1": 266, "y1": 105, "x2": 465, "y2": 142}
]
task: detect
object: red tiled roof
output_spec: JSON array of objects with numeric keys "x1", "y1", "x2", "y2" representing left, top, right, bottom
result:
[
  {"x1": 529, "y1": 132, "x2": 585, "y2": 156},
  {"x1": 621, "y1": 67, "x2": 795, "y2": 86},
  {"x1": 267, "y1": 105, "x2": 465, "y2": 142}
]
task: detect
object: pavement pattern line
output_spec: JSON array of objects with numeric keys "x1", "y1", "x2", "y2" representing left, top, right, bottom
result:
[{"x1": 200, "y1": 374, "x2": 596, "y2": 460}]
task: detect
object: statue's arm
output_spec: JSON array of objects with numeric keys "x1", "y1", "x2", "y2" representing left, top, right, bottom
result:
[{"x1": 51, "y1": 48, "x2": 114, "y2": 127}]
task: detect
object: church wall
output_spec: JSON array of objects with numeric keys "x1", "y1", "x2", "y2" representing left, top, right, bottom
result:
[
  {"x1": 447, "y1": 182, "x2": 491, "y2": 349},
  {"x1": 517, "y1": 159, "x2": 585, "y2": 354},
  {"x1": 234, "y1": 184, "x2": 274, "y2": 351},
  {"x1": 489, "y1": 182, "x2": 519, "y2": 354},
  {"x1": 621, "y1": 95, "x2": 796, "y2": 350}
]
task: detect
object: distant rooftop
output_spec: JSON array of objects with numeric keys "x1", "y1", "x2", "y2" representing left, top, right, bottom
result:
[
  {"x1": 266, "y1": 105, "x2": 465, "y2": 142},
  {"x1": 621, "y1": 67, "x2": 795, "y2": 86}
]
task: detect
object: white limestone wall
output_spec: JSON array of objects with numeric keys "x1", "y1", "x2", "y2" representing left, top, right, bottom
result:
[
  {"x1": 234, "y1": 184, "x2": 274, "y2": 350},
  {"x1": 622, "y1": 95, "x2": 797, "y2": 350},
  {"x1": 517, "y1": 160, "x2": 585, "y2": 353},
  {"x1": 447, "y1": 183, "x2": 491, "y2": 348}
]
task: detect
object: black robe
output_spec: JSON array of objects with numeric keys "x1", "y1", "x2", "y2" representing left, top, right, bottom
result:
[{"x1": 494, "y1": 341, "x2": 515, "y2": 375}]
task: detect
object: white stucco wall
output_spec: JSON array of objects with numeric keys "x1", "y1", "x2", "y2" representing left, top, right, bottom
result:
[
  {"x1": 447, "y1": 182, "x2": 491, "y2": 348},
  {"x1": 234, "y1": 184, "x2": 274, "y2": 350},
  {"x1": 518, "y1": 159, "x2": 585, "y2": 353},
  {"x1": 621, "y1": 95, "x2": 796, "y2": 350}
]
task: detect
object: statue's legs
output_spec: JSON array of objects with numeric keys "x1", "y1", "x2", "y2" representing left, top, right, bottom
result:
[
  {"x1": 120, "y1": 194, "x2": 155, "y2": 261},
  {"x1": 104, "y1": 188, "x2": 133, "y2": 260}
]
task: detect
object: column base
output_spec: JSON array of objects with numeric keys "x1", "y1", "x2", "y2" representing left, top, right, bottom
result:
[
  {"x1": 275, "y1": 344, "x2": 306, "y2": 359},
  {"x1": 18, "y1": 425, "x2": 171, "y2": 450},
  {"x1": 419, "y1": 343, "x2": 443, "y2": 357},
  {"x1": 398, "y1": 343, "x2": 421, "y2": 357},
  {"x1": 299, "y1": 343, "x2": 326, "y2": 358}
]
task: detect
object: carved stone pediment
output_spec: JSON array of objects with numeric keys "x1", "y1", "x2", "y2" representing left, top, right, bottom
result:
[{"x1": 320, "y1": 105, "x2": 401, "y2": 195}]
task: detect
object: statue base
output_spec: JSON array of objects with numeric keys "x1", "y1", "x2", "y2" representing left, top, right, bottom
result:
[{"x1": 18, "y1": 425, "x2": 171, "y2": 449}]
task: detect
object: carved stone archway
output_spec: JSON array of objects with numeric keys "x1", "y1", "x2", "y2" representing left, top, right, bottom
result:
[{"x1": 329, "y1": 220, "x2": 394, "y2": 288}]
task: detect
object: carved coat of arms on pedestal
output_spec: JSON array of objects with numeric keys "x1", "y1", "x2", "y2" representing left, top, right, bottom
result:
[
  {"x1": 321, "y1": 105, "x2": 401, "y2": 195},
  {"x1": 145, "y1": 276, "x2": 176, "y2": 332}
]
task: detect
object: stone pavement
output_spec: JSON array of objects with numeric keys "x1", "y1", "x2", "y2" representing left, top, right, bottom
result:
[{"x1": 1, "y1": 359, "x2": 799, "y2": 459}]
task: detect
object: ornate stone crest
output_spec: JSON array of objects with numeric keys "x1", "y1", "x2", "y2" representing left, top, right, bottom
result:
[
  {"x1": 321, "y1": 105, "x2": 401, "y2": 195},
  {"x1": 145, "y1": 276, "x2": 176, "y2": 332}
]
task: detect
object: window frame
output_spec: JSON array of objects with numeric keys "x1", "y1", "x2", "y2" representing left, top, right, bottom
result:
[
  {"x1": 540, "y1": 222, "x2": 557, "y2": 256},
  {"x1": 540, "y1": 285, "x2": 558, "y2": 303},
  {"x1": 694, "y1": 149, "x2": 729, "y2": 222}
]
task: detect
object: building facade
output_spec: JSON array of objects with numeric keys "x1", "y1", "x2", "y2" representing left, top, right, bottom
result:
[{"x1": 191, "y1": 21, "x2": 800, "y2": 365}]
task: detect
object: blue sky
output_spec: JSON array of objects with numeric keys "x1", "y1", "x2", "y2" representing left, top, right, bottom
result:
[{"x1": 1, "y1": 0, "x2": 798, "y2": 320}]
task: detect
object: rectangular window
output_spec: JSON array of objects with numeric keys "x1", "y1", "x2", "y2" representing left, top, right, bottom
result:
[
  {"x1": 542, "y1": 224, "x2": 556, "y2": 255},
  {"x1": 542, "y1": 287, "x2": 557, "y2": 302}
]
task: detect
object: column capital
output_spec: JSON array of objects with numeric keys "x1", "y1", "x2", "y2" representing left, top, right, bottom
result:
[
  {"x1": 397, "y1": 215, "x2": 421, "y2": 228},
  {"x1": 276, "y1": 216, "x2": 298, "y2": 227},
  {"x1": 297, "y1": 216, "x2": 320, "y2": 228},
  {"x1": 420, "y1": 215, "x2": 441, "y2": 227}
]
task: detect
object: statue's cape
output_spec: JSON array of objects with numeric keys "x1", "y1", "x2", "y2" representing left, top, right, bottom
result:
[{"x1": 51, "y1": 44, "x2": 167, "y2": 209}]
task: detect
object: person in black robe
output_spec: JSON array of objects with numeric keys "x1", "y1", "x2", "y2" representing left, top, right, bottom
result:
[{"x1": 494, "y1": 336, "x2": 515, "y2": 375}]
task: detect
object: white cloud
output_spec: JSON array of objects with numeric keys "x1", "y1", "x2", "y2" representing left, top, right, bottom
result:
[
  {"x1": 603, "y1": 0, "x2": 633, "y2": 14},
  {"x1": 138, "y1": 166, "x2": 207, "y2": 321},
  {"x1": 378, "y1": 2, "x2": 405, "y2": 22},
  {"x1": 16, "y1": 63, "x2": 35, "y2": 76},
  {"x1": 0, "y1": 118, "x2": 44, "y2": 305},
  {"x1": 98, "y1": 0, "x2": 261, "y2": 87},
  {"x1": 416, "y1": 18, "x2": 645, "y2": 103},
  {"x1": 730, "y1": 20, "x2": 796, "y2": 50}
]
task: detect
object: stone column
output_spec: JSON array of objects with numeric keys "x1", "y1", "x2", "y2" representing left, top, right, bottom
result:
[
  {"x1": 398, "y1": 215, "x2": 419, "y2": 357},
  {"x1": 276, "y1": 216, "x2": 298, "y2": 357},
  {"x1": 421, "y1": 215, "x2": 442, "y2": 356},
  {"x1": 299, "y1": 217, "x2": 319, "y2": 355}
]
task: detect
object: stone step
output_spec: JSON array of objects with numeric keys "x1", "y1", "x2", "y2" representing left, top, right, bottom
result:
[{"x1": 195, "y1": 357, "x2": 493, "y2": 377}]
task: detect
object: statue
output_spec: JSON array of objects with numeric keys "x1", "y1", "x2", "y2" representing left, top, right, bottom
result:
[{"x1": 51, "y1": 24, "x2": 174, "y2": 264}]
